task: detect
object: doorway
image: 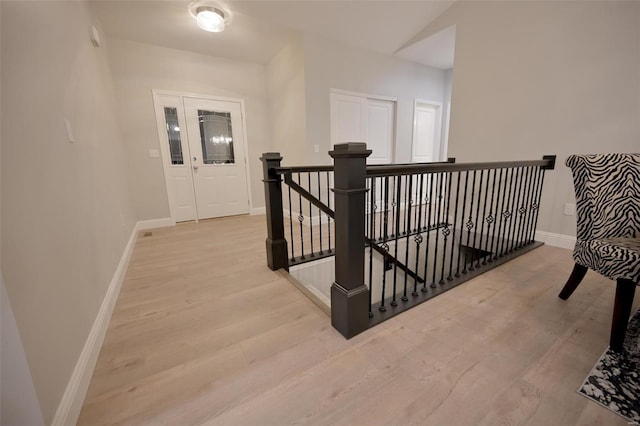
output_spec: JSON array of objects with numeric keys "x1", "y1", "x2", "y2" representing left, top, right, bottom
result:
[
  {"x1": 153, "y1": 92, "x2": 250, "y2": 222},
  {"x1": 411, "y1": 99, "x2": 443, "y2": 163}
]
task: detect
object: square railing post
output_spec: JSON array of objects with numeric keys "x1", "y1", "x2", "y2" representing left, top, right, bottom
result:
[
  {"x1": 329, "y1": 143, "x2": 372, "y2": 338},
  {"x1": 261, "y1": 153, "x2": 289, "y2": 271}
]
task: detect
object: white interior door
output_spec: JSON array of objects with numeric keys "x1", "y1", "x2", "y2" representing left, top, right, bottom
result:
[
  {"x1": 183, "y1": 97, "x2": 250, "y2": 219},
  {"x1": 330, "y1": 91, "x2": 395, "y2": 164},
  {"x1": 411, "y1": 100, "x2": 443, "y2": 163}
]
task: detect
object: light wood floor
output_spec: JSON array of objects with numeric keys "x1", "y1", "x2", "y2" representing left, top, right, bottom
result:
[{"x1": 79, "y1": 214, "x2": 634, "y2": 425}]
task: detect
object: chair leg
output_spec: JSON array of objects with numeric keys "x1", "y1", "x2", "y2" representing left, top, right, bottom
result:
[
  {"x1": 610, "y1": 279, "x2": 637, "y2": 352},
  {"x1": 558, "y1": 263, "x2": 588, "y2": 300}
]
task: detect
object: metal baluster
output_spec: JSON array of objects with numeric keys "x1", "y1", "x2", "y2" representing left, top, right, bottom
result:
[
  {"x1": 483, "y1": 169, "x2": 497, "y2": 265},
  {"x1": 431, "y1": 173, "x2": 443, "y2": 287},
  {"x1": 402, "y1": 174, "x2": 413, "y2": 301},
  {"x1": 391, "y1": 175, "x2": 402, "y2": 306},
  {"x1": 508, "y1": 167, "x2": 525, "y2": 253},
  {"x1": 380, "y1": 176, "x2": 390, "y2": 312},
  {"x1": 477, "y1": 169, "x2": 491, "y2": 267},
  {"x1": 493, "y1": 168, "x2": 508, "y2": 261},
  {"x1": 390, "y1": 176, "x2": 397, "y2": 238},
  {"x1": 288, "y1": 181, "x2": 295, "y2": 261},
  {"x1": 516, "y1": 167, "x2": 533, "y2": 249},
  {"x1": 439, "y1": 172, "x2": 453, "y2": 284},
  {"x1": 365, "y1": 177, "x2": 370, "y2": 240},
  {"x1": 308, "y1": 173, "x2": 314, "y2": 257},
  {"x1": 297, "y1": 173, "x2": 305, "y2": 260},
  {"x1": 529, "y1": 167, "x2": 546, "y2": 243},
  {"x1": 413, "y1": 175, "x2": 420, "y2": 233},
  {"x1": 413, "y1": 174, "x2": 424, "y2": 296},
  {"x1": 469, "y1": 170, "x2": 484, "y2": 271},
  {"x1": 448, "y1": 171, "x2": 462, "y2": 279},
  {"x1": 455, "y1": 171, "x2": 469, "y2": 277},
  {"x1": 318, "y1": 171, "x2": 323, "y2": 255},
  {"x1": 327, "y1": 172, "x2": 332, "y2": 253},
  {"x1": 499, "y1": 168, "x2": 515, "y2": 257},
  {"x1": 489, "y1": 169, "x2": 504, "y2": 262},
  {"x1": 422, "y1": 173, "x2": 434, "y2": 292},
  {"x1": 463, "y1": 171, "x2": 477, "y2": 274}
]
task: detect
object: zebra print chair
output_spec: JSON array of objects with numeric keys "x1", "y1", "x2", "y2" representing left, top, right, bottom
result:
[{"x1": 558, "y1": 153, "x2": 640, "y2": 352}]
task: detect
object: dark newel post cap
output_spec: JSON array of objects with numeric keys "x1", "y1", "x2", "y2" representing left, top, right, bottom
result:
[
  {"x1": 260, "y1": 152, "x2": 283, "y2": 161},
  {"x1": 541, "y1": 155, "x2": 556, "y2": 170},
  {"x1": 329, "y1": 142, "x2": 372, "y2": 159}
]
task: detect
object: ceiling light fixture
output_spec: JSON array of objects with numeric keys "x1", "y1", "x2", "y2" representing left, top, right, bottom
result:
[{"x1": 189, "y1": 1, "x2": 230, "y2": 33}]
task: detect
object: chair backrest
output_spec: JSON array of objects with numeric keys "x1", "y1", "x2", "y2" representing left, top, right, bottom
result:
[{"x1": 566, "y1": 153, "x2": 640, "y2": 241}]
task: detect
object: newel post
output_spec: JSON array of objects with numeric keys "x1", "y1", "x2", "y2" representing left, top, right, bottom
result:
[
  {"x1": 329, "y1": 143, "x2": 372, "y2": 338},
  {"x1": 261, "y1": 153, "x2": 289, "y2": 271}
]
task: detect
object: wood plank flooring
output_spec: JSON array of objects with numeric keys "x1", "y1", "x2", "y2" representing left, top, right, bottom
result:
[{"x1": 78, "y1": 214, "x2": 634, "y2": 425}]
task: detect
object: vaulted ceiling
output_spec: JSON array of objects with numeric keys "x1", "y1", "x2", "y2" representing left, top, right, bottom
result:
[{"x1": 88, "y1": 0, "x2": 456, "y2": 68}]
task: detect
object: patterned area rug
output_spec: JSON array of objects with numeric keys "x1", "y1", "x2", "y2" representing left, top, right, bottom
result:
[{"x1": 579, "y1": 308, "x2": 640, "y2": 422}]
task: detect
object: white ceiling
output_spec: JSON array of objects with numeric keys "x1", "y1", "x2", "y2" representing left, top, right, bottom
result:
[{"x1": 88, "y1": 0, "x2": 456, "y2": 68}]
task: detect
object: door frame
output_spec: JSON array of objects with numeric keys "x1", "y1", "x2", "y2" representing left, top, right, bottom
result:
[
  {"x1": 411, "y1": 98, "x2": 444, "y2": 163},
  {"x1": 329, "y1": 88, "x2": 398, "y2": 162},
  {"x1": 152, "y1": 89, "x2": 254, "y2": 222}
]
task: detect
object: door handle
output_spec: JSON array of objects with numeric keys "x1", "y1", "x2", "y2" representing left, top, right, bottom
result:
[{"x1": 192, "y1": 156, "x2": 198, "y2": 170}]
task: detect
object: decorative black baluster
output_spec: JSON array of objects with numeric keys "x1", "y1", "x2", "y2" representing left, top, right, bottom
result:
[
  {"x1": 463, "y1": 171, "x2": 477, "y2": 274},
  {"x1": 508, "y1": 167, "x2": 525, "y2": 253},
  {"x1": 529, "y1": 166, "x2": 547, "y2": 243},
  {"x1": 318, "y1": 171, "x2": 323, "y2": 255},
  {"x1": 493, "y1": 168, "x2": 508, "y2": 261},
  {"x1": 516, "y1": 167, "x2": 533, "y2": 249},
  {"x1": 431, "y1": 173, "x2": 443, "y2": 287},
  {"x1": 379, "y1": 176, "x2": 390, "y2": 312},
  {"x1": 469, "y1": 170, "x2": 483, "y2": 271},
  {"x1": 499, "y1": 168, "x2": 515, "y2": 257},
  {"x1": 439, "y1": 172, "x2": 453, "y2": 284},
  {"x1": 413, "y1": 174, "x2": 424, "y2": 296},
  {"x1": 489, "y1": 169, "x2": 504, "y2": 261},
  {"x1": 297, "y1": 173, "x2": 305, "y2": 260},
  {"x1": 456, "y1": 171, "x2": 469, "y2": 277},
  {"x1": 422, "y1": 173, "x2": 434, "y2": 292},
  {"x1": 483, "y1": 169, "x2": 497, "y2": 265},
  {"x1": 448, "y1": 171, "x2": 462, "y2": 279},
  {"x1": 402, "y1": 174, "x2": 413, "y2": 301},
  {"x1": 477, "y1": 169, "x2": 490, "y2": 267},
  {"x1": 308, "y1": 173, "x2": 314, "y2": 257},
  {"x1": 288, "y1": 183, "x2": 295, "y2": 261},
  {"x1": 390, "y1": 176, "x2": 397, "y2": 238},
  {"x1": 391, "y1": 175, "x2": 402, "y2": 306},
  {"x1": 327, "y1": 172, "x2": 332, "y2": 253}
]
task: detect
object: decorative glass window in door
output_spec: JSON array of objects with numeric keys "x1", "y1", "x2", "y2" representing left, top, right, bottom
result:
[
  {"x1": 197, "y1": 110, "x2": 235, "y2": 164},
  {"x1": 163, "y1": 107, "x2": 184, "y2": 165}
]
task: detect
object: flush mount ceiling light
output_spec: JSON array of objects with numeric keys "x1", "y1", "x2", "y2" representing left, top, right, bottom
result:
[{"x1": 189, "y1": 1, "x2": 230, "y2": 33}]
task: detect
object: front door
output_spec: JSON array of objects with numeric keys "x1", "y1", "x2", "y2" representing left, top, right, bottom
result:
[{"x1": 153, "y1": 93, "x2": 250, "y2": 222}]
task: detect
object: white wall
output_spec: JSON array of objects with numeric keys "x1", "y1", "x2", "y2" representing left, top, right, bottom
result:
[
  {"x1": 418, "y1": 0, "x2": 640, "y2": 237},
  {"x1": 302, "y1": 34, "x2": 447, "y2": 165},
  {"x1": 267, "y1": 38, "x2": 307, "y2": 165},
  {"x1": 106, "y1": 38, "x2": 272, "y2": 220},
  {"x1": 1, "y1": 1, "x2": 136, "y2": 423}
]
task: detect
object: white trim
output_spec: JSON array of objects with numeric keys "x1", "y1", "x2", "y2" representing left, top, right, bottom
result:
[
  {"x1": 52, "y1": 224, "x2": 139, "y2": 426},
  {"x1": 138, "y1": 217, "x2": 175, "y2": 230},
  {"x1": 535, "y1": 230, "x2": 576, "y2": 250},
  {"x1": 250, "y1": 207, "x2": 266, "y2": 216}
]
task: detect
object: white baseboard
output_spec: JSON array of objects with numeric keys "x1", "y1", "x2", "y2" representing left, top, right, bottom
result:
[
  {"x1": 250, "y1": 206, "x2": 266, "y2": 216},
  {"x1": 535, "y1": 230, "x2": 576, "y2": 250},
  {"x1": 137, "y1": 217, "x2": 174, "y2": 230},
  {"x1": 51, "y1": 225, "x2": 138, "y2": 426}
]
